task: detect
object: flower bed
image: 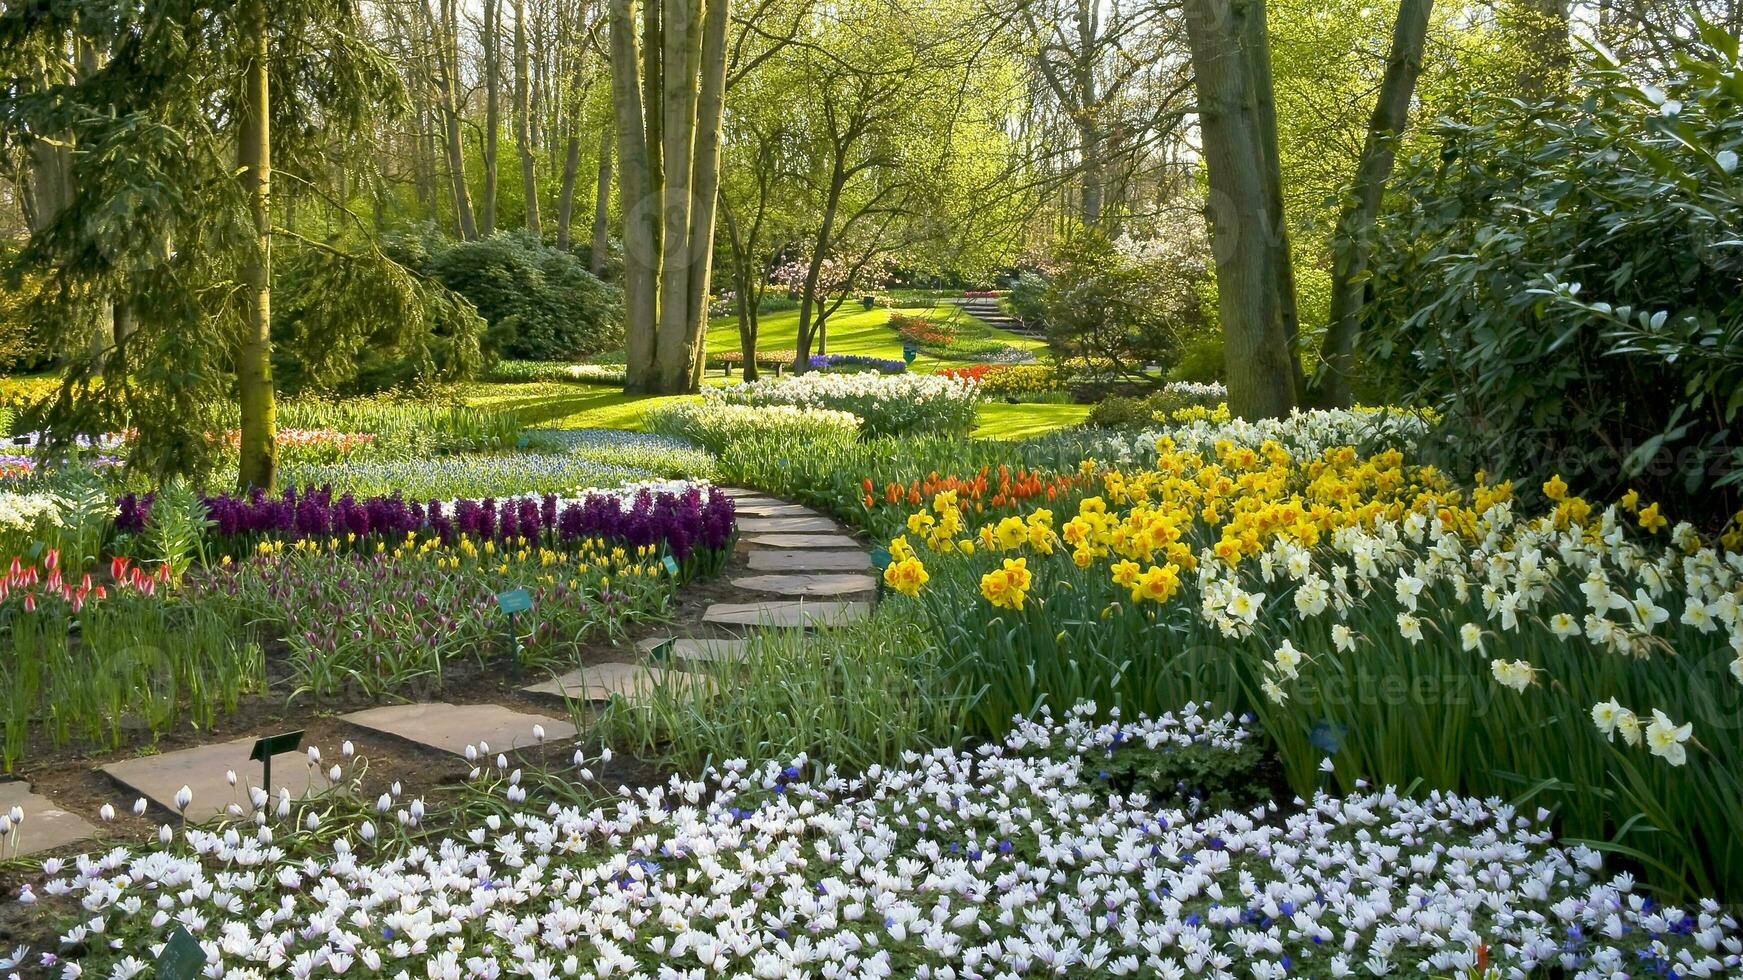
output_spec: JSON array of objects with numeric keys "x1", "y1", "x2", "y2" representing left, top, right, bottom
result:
[
  {"x1": 879, "y1": 412, "x2": 1743, "y2": 897},
  {"x1": 708, "y1": 371, "x2": 981, "y2": 437},
  {"x1": 806, "y1": 352, "x2": 906, "y2": 374},
  {"x1": 189, "y1": 533, "x2": 676, "y2": 697},
  {"x1": 15, "y1": 705, "x2": 1740, "y2": 977},
  {"x1": 277, "y1": 452, "x2": 662, "y2": 499},
  {"x1": 115, "y1": 482, "x2": 736, "y2": 562},
  {"x1": 644, "y1": 401, "x2": 861, "y2": 454},
  {"x1": 940, "y1": 363, "x2": 1061, "y2": 399}
]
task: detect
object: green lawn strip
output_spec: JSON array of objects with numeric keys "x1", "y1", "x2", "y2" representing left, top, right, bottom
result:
[
  {"x1": 971, "y1": 402, "x2": 1090, "y2": 440},
  {"x1": 702, "y1": 302, "x2": 1046, "y2": 371}
]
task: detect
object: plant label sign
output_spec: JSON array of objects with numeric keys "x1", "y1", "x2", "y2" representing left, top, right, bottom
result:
[
  {"x1": 249, "y1": 730, "x2": 305, "y2": 763},
  {"x1": 869, "y1": 546, "x2": 892, "y2": 571},
  {"x1": 496, "y1": 588, "x2": 533, "y2": 615},
  {"x1": 155, "y1": 926, "x2": 206, "y2": 980},
  {"x1": 660, "y1": 555, "x2": 680, "y2": 576}
]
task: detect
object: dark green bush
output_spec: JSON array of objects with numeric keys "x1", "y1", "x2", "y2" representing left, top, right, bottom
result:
[
  {"x1": 271, "y1": 247, "x2": 487, "y2": 395},
  {"x1": 1038, "y1": 230, "x2": 1209, "y2": 381},
  {"x1": 424, "y1": 232, "x2": 623, "y2": 361},
  {"x1": 1364, "y1": 32, "x2": 1743, "y2": 517}
]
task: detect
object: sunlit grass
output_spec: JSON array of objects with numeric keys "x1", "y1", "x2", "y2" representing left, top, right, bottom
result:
[{"x1": 971, "y1": 402, "x2": 1091, "y2": 440}]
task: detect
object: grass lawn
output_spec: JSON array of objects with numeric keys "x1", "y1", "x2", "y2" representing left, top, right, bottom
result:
[
  {"x1": 971, "y1": 402, "x2": 1091, "y2": 440},
  {"x1": 703, "y1": 302, "x2": 1047, "y2": 374}
]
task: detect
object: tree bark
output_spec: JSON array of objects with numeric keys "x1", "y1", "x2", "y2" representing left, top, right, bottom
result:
[
  {"x1": 680, "y1": 0, "x2": 729, "y2": 389},
  {"x1": 610, "y1": 0, "x2": 660, "y2": 390},
  {"x1": 1241, "y1": 1, "x2": 1305, "y2": 400},
  {"x1": 430, "y1": 0, "x2": 478, "y2": 239},
  {"x1": 1508, "y1": 0, "x2": 1571, "y2": 97},
  {"x1": 653, "y1": 0, "x2": 702, "y2": 391},
  {"x1": 515, "y1": 0, "x2": 542, "y2": 235},
  {"x1": 1312, "y1": 0, "x2": 1433, "y2": 408},
  {"x1": 237, "y1": 0, "x2": 278, "y2": 491},
  {"x1": 1182, "y1": 0, "x2": 1296, "y2": 420},
  {"x1": 555, "y1": 130, "x2": 582, "y2": 249},
  {"x1": 482, "y1": 0, "x2": 503, "y2": 237},
  {"x1": 590, "y1": 128, "x2": 614, "y2": 275}
]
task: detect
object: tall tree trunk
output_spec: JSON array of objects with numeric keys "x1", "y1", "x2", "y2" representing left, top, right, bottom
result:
[
  {"x1": 653, "y1": 0, "x2": 702, "y2": 392},
  {"x1": 610, "y1": 0, "x2": 728, "y2": 393},
  {"x1": 515, "y1": 0, "x2": 542, "y2": 235},
  {"x1": 482, "y1": 0, "x2": 503, "y2": 237},
  {"x1": 431, "y1": 0, "x2": 478, "y2": 239},
  {"x1": 1312, "y1": 0, "x2": 1433, "y2": 408},
  {"x1": 1183, "y1": 0, "x2": 1296, "y2": 420},
  {"x1": 722, "y1": 205, "x2": 759, "y2": 381},
  {"x1": 1507, "y1": 0, "x2": 1571, "y2": 97},
  {"x1": 610, "y1": 0, "x2": 660, "y2": 391},
  {"x1": 237, "y1": 0, "x2": 278, "y2": 491},
  {"x1": 590, "y1": 128, "x2": 614, "y2": 275},
  {"x1": 1242, "y1": 1, "x2": 1305, "y2": 400},
  {"x1": 680, "y1": 0, "x2": 729, "y2": 389},
  {"x1": 555, "y1": 130, "x2": 582, "y2": 249}
]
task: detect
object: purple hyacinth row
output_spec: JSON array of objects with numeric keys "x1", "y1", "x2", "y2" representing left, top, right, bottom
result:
[
  {"x1": 114, "y1": 485, "x2": 736, "y2": 559},
  {"x1": 808, "y1": 354, "x2": 907, "y2": 374}
]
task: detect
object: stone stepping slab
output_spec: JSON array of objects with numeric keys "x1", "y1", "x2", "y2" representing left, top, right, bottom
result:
[
  {"x1": 102, "y1": 734, "x2": 344, "y2": 822},
  {"x1": 342, "y1": 702, "x2": 574, "y2": 759},
  {"x1": 747, "y1": 549, "x2": 871, "y2": 572},
  {"x1": 732, "y1": 573, "x2": 878, "y2": 597},
  {"x1": 636, "y1": 636, "x2": 750, "y2": 665},
  {"x1": 742, "y1": 533, "x2": 860, "y2": 550},
  {"x1": 0, "y1": 780, "x2": 96, "y2": 857},
  {"x1": 521, "y1": 661, "x2": 714, "y2": 701},
  {"x1": 736, "y1": 516, "x2": 841, "y2": 534},
  {"x1": 718, "y1": 487, "x2": 763, "y2": 498},
  {"x1": 732, "y1": 500, "x2": 821, "y2": 518},
  {"x1": 703, "y1": 600, "x2": 869, "y2": 629}
]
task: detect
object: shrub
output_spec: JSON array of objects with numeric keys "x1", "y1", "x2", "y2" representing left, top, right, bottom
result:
[
  {"x1": 423, "y1": 232, "x2": 623, "y2": 361},
  {"x1": 1364, "y1": 36, "x2": 1743, "y2": 519},
  {"x1": 270, "y1": 247, "x2": 488, "y2": 395},
  {"x1": 644, "y1": 401, "x2": 861, "y2": 454},
  {"x1": 1085, "y1": 381, "x2": 1229, "y2": 428},
  {"x1": 1037, "y1": 228, "x2": 1210, "y2": 379}
]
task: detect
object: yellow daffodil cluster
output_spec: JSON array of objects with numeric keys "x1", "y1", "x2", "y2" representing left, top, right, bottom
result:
[{"x1": 888, "y1": 438, "x2": 1495, "y2": 610}]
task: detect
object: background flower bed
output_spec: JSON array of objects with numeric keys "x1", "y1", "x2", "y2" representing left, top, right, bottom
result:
[{"x1": 706, "y1": 371, "x2": 981, "y2": 438}]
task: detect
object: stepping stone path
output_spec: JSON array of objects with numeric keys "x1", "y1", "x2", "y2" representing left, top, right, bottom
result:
[
  {"x1": 341, "y1": 702, "x2": 575, "y2": 759},
  {"x1": 748, "y1": 549, "x2": 871, "y2": 571},
  {"x1": 103, "y1": 734, "x2": 347, "y2": 822},
  {"x1": 731, "y1": 573, "x2": 877, "y2": 597},
  {"x1": 744, "y1": 533, "x2": 861, "y2": 549},
  {"x1": 14, "y1": 488, "x2": 875, "y2": 856},
  {"x1": 702, "y1": 600, "x2": 870, "y2": 628},
  {"x1": 737, "y1": 516, "x2": 840, "y2": 534},
  {"x1": 521, "y1": 661, "x2": 714, "y2": 702},
  {"x1": 0, "y1": 780, "x2": 97, "y2": 857}
]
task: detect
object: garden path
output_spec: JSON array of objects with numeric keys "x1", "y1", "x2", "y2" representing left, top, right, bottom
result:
[{"x1": 5, "y1": 488, "x2": 874, "y2": 858}]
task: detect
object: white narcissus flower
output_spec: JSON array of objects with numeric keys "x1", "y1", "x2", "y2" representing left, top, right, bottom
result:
[
  {"x1": 1591, "y1": 698, "x2": 1627, "y2": 740},
  {"x1": 1644, "y1": 710, "x2": 1693, "y2": 766},
  {"x1": 1489, "y1": 659, "x2": 1534, "y2": 693}
]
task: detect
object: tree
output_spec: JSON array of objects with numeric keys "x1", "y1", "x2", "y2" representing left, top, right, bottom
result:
[
  {"x1": 608, "y1": 0, "x2": 731, "y2": 393},
  {"x1": 1181, "y1": 0, "x2": 1298, "y2": 418},
  {"x1": 1309, "y1": 0, "x2": 1433, "y2": 408},
  {"x1": 0, "y1": 0, "x2": 410, "y2": 487},
  {"x1": 515, "y1": 0, "x2": 543, "y2": 236}
]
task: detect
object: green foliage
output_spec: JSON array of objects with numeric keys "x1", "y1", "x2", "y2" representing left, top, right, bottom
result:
[
  {"x1": 422, "y1": 233, "x2": 623, "y2": 361},
  {"x1": 599, "y1": 605, "x2": 968, "y2": 773},
  {"x1": 271, "y1": 246, "x2": 488, "y2": 395},
  {"x1": 1364, "y1": 35, "x2": 1743, "y2": 515},
  {"x1": 1037, "y1": 231, "x2": 1209, "y2": 380},
  {"x1": 1089, "y1": 735, "x2": 1271, "y2": 814}
]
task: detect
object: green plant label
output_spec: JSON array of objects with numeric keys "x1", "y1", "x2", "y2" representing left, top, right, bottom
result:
[
  {"x1": 646, "y1": 638, "x2": 676, "y2": 662},
  {"x1": 249, "y1": 730, "x2": 305, "y2": 763},
  {"x1": 661, "y1": 555, "x2": 680, "y2": 575},
  {"x1": 902, "y1": 344, "x2": 918, "y2": 363},
  {"x1": 155, "y1": 926, "x2": 206, "y2": 980},
  {"x1": 870, "y1": 546, "x2": 892, "y2": 571},
  {"x1": 496, "y1": 588, "x2": 533, "y2": 615}
]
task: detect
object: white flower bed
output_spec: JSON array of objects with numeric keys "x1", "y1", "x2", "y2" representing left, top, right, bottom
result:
[
  {"x1": 10, "y1": 705, "x2": 1737, "y2": 978},
  {"x1": 1066, "y1": 407, "x2": 1436, "y2": 467},
  {"x1": 708, "y1": 372, "x2": 982, "y2": 437},
  {"x1": 645, "y1": 401, "x2": 862, "y2": 453}
]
